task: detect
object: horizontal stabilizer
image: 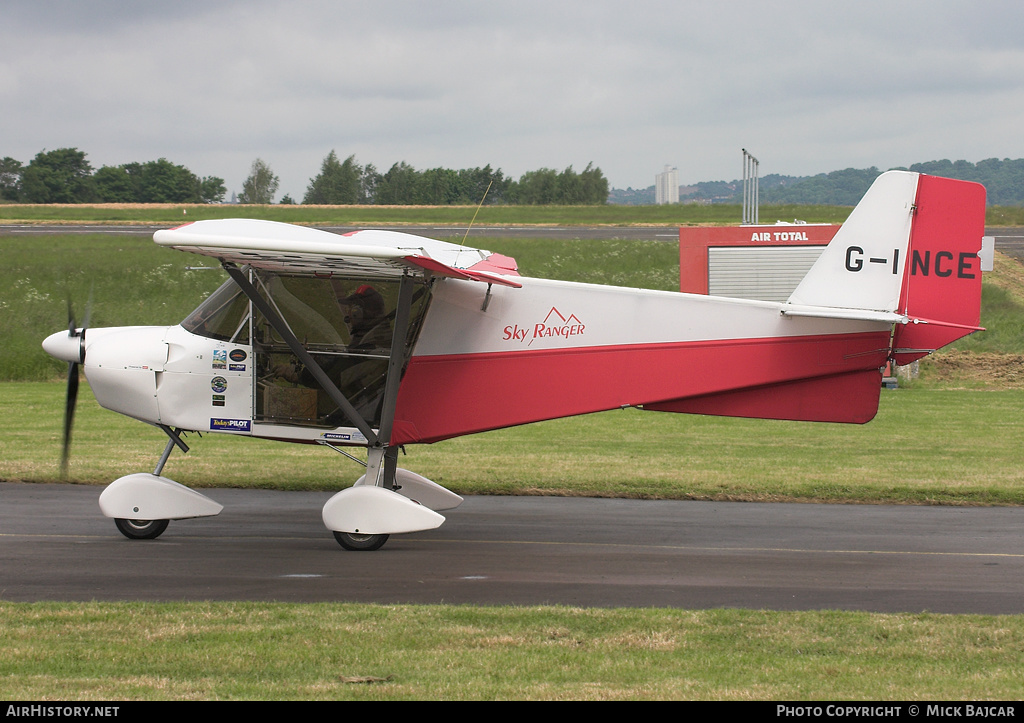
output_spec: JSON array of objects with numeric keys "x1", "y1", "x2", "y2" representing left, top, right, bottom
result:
[{"x1": 781, "y1": 305, "x2": 907, "y2": 324}]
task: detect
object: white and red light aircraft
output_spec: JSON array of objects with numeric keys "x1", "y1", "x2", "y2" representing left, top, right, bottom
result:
[{"x1": 42, "y1": 171, "x2": 987, "y2": 550}]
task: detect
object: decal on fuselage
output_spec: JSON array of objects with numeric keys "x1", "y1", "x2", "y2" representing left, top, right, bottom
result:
[
  {"x1": 320, "y1": 430, "x2": 368, "y2": 444},
  {"x1": 909, "y1": 250, "x2": 978, "y2": 279},
  {"x1": 210, "y1": 418, "x2": 251, "y2": 432},
  {"x1": 844, "y1": 246, "x2": 979, "y2": 279},
  {"x1": 844, "y1": 246, "x2": 901, "y2": 275},
  {"x1": 503, "y1": 307, "x2": 586, "y2": 347}
]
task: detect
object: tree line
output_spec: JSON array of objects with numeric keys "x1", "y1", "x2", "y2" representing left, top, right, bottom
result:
[
  {"x1": 609, "y1": 158, "x2": 1024, "y2": 206},
  {"x1": 0, "y1": 149, "x2": 226, "y2": 204},
  {"x1": 755, "y1": 160, "x2": 1024, "y2": 206},
  {"x1": 0, "y1": 148, "x2": 610, "y2": 206},
  {"x1": 234, "y1": 152, "x2": 610, "y2": 206}
]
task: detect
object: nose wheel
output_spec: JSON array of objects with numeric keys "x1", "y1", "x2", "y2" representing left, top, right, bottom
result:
[{"x1": 114, "y1": 518, "x2": 169, "y2": 540}]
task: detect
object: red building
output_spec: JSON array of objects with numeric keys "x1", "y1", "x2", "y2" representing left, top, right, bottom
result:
[{"x1": 679, "y1": 224, "x2": 841, "y2": 300}]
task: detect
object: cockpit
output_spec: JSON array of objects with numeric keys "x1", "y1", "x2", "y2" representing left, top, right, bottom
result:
[{"x1": 182, "y1": 271, "x2": 431, "y2": 429}]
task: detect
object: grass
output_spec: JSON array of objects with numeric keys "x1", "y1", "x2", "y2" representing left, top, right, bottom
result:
[
  {"x1": 2, "y1": 603, "x2": 1023, "y2": 700},
  {"x1": 4, "y1": 201, "x2": 1024, "y2": 227},
  {"x1": 948, "y1": 250, "x2": 1024, "y2": 354},
  {"x1": 0, "y1": 234, "x2": 227, "y2": 381},
  {"x1": 4, "y1": 201, "x2": 1024, "y2": 228}
]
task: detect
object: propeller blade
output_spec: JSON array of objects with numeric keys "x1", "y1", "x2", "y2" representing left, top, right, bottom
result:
[
  {"x1": 60, "y1": 361, "x2": 79, "y2": 479},
  {"x1": 59, "y1": 286, "x2": 92, "y2": 478}
]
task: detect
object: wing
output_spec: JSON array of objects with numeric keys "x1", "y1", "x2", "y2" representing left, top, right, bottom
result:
[{"x1": 153, "y1": 219, "x2": 522, "y2": 288}]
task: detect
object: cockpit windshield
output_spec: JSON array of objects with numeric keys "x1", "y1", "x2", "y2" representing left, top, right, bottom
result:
[{"x1": 181, "y1": 279, "x2": 250, "y2": 343}]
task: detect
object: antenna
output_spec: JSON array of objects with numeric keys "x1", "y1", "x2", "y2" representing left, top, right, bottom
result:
[{"x1": 461, "y1": 179, "x2": 493, "y2": 246}]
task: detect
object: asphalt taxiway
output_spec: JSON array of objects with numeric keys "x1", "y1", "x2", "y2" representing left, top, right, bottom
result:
[{"x1": 3, "y1": 482, "x2": 1023, "y2": 613}]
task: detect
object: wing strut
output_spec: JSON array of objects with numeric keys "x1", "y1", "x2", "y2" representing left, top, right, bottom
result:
[{"x1": 222, "y1": 263, "x2": 380, "y2": 446}]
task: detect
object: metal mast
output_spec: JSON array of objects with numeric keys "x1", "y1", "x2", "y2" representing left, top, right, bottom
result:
[{"x1": 742, "y1": 149, "x2": 759, "y2": 225}]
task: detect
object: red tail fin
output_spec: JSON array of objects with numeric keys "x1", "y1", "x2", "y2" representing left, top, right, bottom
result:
[{"x1": 892, "y1": 175, "x2": 986, "y2": 364}]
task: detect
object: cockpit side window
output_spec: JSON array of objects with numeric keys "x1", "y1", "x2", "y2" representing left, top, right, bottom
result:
[
  {"x1": 253, "y1": 273, "x2": 431, "y2": 429},
  {"x1": 181, "y1": 279, "x2": 251, "y2": 343}
]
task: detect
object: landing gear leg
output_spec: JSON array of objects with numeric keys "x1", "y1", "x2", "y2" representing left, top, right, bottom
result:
[
  {"x1": 102, "y1": 427, "x2": 200, "y2": 541},
  {"x1": 328, "y1": 445, "x2": 397, "y2": 551}
]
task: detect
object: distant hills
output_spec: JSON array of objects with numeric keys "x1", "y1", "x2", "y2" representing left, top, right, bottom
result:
[{"x1": 609, "y1": 158, "x2": 1024, "y2": 206}]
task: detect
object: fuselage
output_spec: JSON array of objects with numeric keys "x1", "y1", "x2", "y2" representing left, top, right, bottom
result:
[{"x1": 44, "y1": 270, "x2": 891, "y2": 447}]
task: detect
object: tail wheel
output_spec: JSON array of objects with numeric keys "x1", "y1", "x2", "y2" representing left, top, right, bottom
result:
[
  {"x1": 333, "y1": 531, "x2": 389, "y2": 551},
  {"x1": 114, "y1": 518, "x2": 169, "y2": 540}
]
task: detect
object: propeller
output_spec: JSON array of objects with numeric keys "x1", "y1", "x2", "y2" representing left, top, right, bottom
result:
[{"x1": 58, "y1": 294, "x2": 90, "y2": 479}]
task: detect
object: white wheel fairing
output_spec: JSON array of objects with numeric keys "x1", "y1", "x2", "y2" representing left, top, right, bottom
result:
[
  {"x1": 322, "y1": 485, "x2": 444, "y2": 535},
  {"x1": 353, "y1": 468, "x2": 463, "y2": 511},
  {"x1": 99, "y1": 473, "x2": 223, "y2": 521}
]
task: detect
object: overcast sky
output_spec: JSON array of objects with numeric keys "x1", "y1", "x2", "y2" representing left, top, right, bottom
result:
[{"x1": 4, "y1": 0, "x2": 1024, "y2": 199}]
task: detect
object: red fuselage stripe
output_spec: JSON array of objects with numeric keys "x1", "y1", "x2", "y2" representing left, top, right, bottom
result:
[{"x1": 392, "y1": 330, "x2": 892, "y2": 444}]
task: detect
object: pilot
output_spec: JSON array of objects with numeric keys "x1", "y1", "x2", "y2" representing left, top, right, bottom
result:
[
  {"x1": 273, "y1": 283, "x2": 392, "y2": 381},
  {"x1": 336, "y1": 283, "x2": 391, "y2": 350},
  {"x1": 272, "y1": 283, "x2": 393, "y2": 423}
]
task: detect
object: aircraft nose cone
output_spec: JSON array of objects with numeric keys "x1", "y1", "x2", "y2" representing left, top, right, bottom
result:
[{"x1": 42, "y1": 329, "x2": 84, "y2": 364}]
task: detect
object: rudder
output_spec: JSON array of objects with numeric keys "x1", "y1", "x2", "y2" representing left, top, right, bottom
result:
[{"x1": 891, "y1": 174, "x2": 986, "y2": 364}]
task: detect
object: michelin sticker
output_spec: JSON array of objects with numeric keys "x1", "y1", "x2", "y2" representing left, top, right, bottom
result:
[{"x1": 321, "y1": 430, "x2": 367, "y2": 444}]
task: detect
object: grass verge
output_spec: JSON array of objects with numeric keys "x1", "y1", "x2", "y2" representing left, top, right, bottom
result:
[
  {"x1": 3, "y1": 603, "x2": 1023, "y2": 700},
  {"x1": 3, "y1": 201, "x2": 1024, "y2": 227}
]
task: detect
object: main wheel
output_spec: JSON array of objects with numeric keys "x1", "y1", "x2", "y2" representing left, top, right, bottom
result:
[
  {"x1": 114, "y1": 518, "x2": 169, "y2": 540},
  {"x1": 333, "y1": 531, "x2": 389, "y2": 551}
]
